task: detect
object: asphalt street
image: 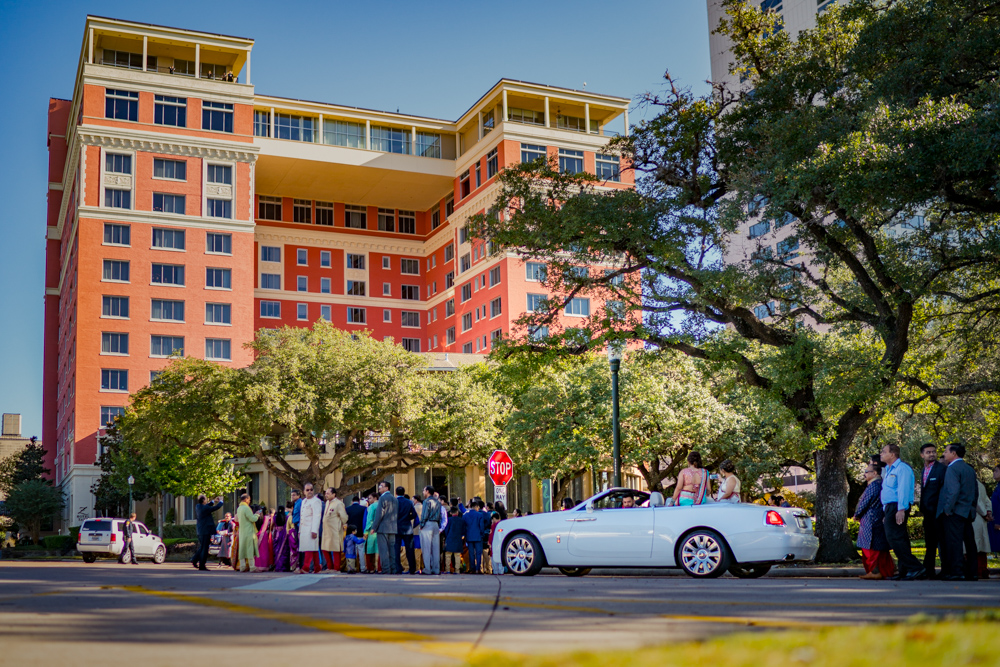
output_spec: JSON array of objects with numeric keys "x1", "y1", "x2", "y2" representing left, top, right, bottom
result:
[{"x1": 2, "y1": 561, "x2": 997, "y2": 666}]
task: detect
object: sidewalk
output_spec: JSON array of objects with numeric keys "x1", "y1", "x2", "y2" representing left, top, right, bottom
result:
[{"x1": 570, "y1": 565, "x2": 1000, "y2": 578}]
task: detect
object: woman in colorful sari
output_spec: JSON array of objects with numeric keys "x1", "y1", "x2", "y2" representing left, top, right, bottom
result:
[
  {"x1": 235, "y1": 494, "x2": 260, "y2": 572},
  {"x1": 272, "y1": 507, "x2": 289, "y2": 572},
  {"x1": 364, "y1": 490, "x2": 379, "y2": 573},
  {"x1": 854, "y1": 461, "x2": 895, "y2": 580},
  {"x1": 253, "y1": 507, "x2": 273, "y2": 572},
  {"x1": 672, "y1": 451, "x2": 710, "y2": 506}
]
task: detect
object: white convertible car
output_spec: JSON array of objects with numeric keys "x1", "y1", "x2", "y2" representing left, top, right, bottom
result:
[{"x1": 491, "y1": 488, "x2": 819, "y2": 578}]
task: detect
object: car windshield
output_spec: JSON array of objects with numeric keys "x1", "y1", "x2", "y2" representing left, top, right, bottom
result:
[
  {"x1": 590, "y1": 490, "x2": 651, "y2": 509},
  {"x1": 82, "y1": 520, "x2": 112, "y2": 531}
]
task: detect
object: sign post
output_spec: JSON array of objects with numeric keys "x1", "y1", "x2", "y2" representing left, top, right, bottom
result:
[{"x1": 488, "y1": 450, "x2": 514, "y2": 507}]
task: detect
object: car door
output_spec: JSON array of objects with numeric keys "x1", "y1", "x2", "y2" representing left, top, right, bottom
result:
[
  {"x1": 567, "y1": 504, "x2": 655, "y2": 565},
  {"x1": 132, "y1": 522, "x2": 152, "y2": 556}
]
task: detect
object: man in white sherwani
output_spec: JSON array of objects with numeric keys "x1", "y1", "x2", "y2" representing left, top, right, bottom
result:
[{"x1": 297, "y1": 483, "x2": 323, "y2": 573}]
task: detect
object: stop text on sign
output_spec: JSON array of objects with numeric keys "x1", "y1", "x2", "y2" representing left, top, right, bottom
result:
[{"x1": 488, "y1": 450, "x2": 514, "y2": 486}]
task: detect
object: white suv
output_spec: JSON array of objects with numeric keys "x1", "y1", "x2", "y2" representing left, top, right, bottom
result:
[{"x1": 77, "y1": 518, "x2": 166, "y2": 564}]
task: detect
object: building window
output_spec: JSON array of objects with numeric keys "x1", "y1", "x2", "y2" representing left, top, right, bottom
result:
[
  {"x1": 490, "y1": 297, "x2": 502, "y2": 318},
  {"x1": 152, "y1": 228, "x2": 185, "y2": 250},
  {"x1": 297, "y1": 303, "x2": 308, "y2": 321},
  {"x1": 526, "y1": 293, "x2": 545, "y2": 312},
  {"x1": 207, "y1": 199, "x2": 232, "y2": 218},
  {"x1": 490, "y1": 329, "x2": 502, "y2": 344},
  {"x1": 445, "y1": 272, "x2": 455, "y2": 289},
  {"x1": 151, "y1": 264, "x2": 184, "y2": 286},
  {"x1": 509, "y1": 107, "x2": 545, "y2": 125},
  {"x1": 446, "y1": 198, "x2": 454, "y2": 217},
  {"x1": 153, "y1": 158, "x2": 185, "y2": 180},
  {"x1": 101, "y1": 49, "x2": 147, "y2": 70},
  {"x1": 754, "y1": 303, "x2": 775, "y2": 320},
  {"x1": 258, "y1": 195, "x2": 282, "y2": 221},
  {"x1": 101, "y1": 332, "x2": 128, "y2": 355},
  {"x1": 346, "y1": 280, "x2": 366, "y2": 296},
  {"x1": 460, "y1": 170, "x2": 471, "y2": 198},
  {"x1": 383, "y1": 309, "x2": 392, "y2": 323},
  {"x1": 382, "y1": 256, "x2": 391, "y2": 270},
  {"x1": 260, "y1": 274, "x2": 281, "y2": 290},
  {"x1": 254, "y1": 110, "x2": 271, "y2": 137},
  {"x1": 346, "y1": 253, "x2": 364, "y2": 269},
  {"x1": 207, "y1": 164, "x2": 232, "y2": 185},
  {"x1": 596, "y1": 154, "x2": 620, "y2": 182},
  {"x1": 431, "y1": 209, "x2": 441, "y2": 229},
  {"x1": 104, "y1": 189, "x2": 131, "y2": 209},
  {"x1": 489, "y1": 266, "x2": 501, "y2": 287},
  {"x1": 297, "y1": 248, "x2": 308, "y2": 266},
  {"x1": 401, "y1": 311, "x2": 420, "y2": 328},
  {"x1": 475, "y1": 163, "x2": 482, "y2": 189},
  {"x1": 370, "y1": 126, "x2": 411, "y2": 154},
  {"x1": 153, "y1": 193, "x2": 185, "y2": 215},
  {"x1": 415, "y1": 132, "x2": 441, "y2": 158},
  {"x1": 319, "y1": 250, "x2": 332, "y2": 268},
  {"x1": 260, "y1": 301, "x2": 281, "y2": 318},
  {"x1": 462, "y1": 342, "x2": 473, "y2": 353},
  {"x1": 102, "y1": 295, "x2": 129, "y2": 319},
  {"x1": 345, "y1": 205, "x2": 367, "y2": 229},
  {"x1": 460, "y1": 284, "x2": 472, "y2": 302},
  {"x1": 446, "y1": 327, "x2": 456, "y2": 344},
  {"x1": 102, "y1": 260, "x2": 129, "y2": 282},
  {"x1": 261, "y1": 246, "x2": 281, "y2": 262},
  {"x1": 154, "y1": 95, "x2": 186, "y2": 127},
  {"x1": 777, "y1": 237, "x2": 800, "y2": 260},
  {"x1": 103, "y1": 223, "x2": 130, "y2": 246},
  {"x1": 565, "y1": 297, "x2": 591, "y2": 317},
  {"x1": 206, "y1": 268, "x2": 232, "y2": 289},
  {"x1": 321, "y1": 277, "x2": 331, "y2": 294},
  {"x1": 276, "y1": 114, "x2": 314, "y2": 142},
  {"x1": 462, "y1": 313, "x2": 473, "y2": 332},
  {"x1": 151, "y1": 299, "x2": 184, "y2": 322},
  {"x1": 105, "y1": 153, "x2": 132, "y2": 175},
  {"x1": 400, "y1": 259, "x2": 419, "y2": 275},
  {"x1": 105, "y1": 89, "x2": 138, "y2": 121},
  {"x1": 293, "y1": 199, "x2": 312, "y2": 224},
  {"x1": 297, "y1": 276, "x2": 308, "y2": 292},
  {"x1": 377, "y1": 208, "x2": 395, "y2": 232},
  {"x1": 530, "y1": 326, "x2": 549, "y2": 341},
  {"x1": 445, "y1": 299, "x2": 455, "y2": 317},
  {"x1": 401, "y1": 285, "x2": 419, "y2": 300},
  {"x1": 101, "y1": 369, "x2": 128, "y2": 392},
  {"x1": 202, "y1": 101, "x2": 234, "y2": 133},
  {"x1": 101, "y1": 406, "x2": 125, "y2": 428},
  {"x1": 748, "y1": 220, "x2": 771, "y2": 238},
  {"x1": 324, "y1": 120, "x2": 365, "y2": 148},
  {"x1": 460, "y1": 254, "x2": 471, "y2": 273},
  {"x1": 205, "y1": 338, "x2": 231, "y2": 361},
  {"x1": 347, "y1": 307, "x2": 366, "y2": 324},
  {"x1": 398, "y1": 210, "x2": 416, "y2": 235},
  {"x1": 444, "y1": 244, "x2": 455, "y2": 262},
  {"x1": 487, "y1": 148, "x2": 498, "y2": 178},
  {"x1": 558, "y1": 149, "x2": 584, "y2": 175},
  {"x1": 525, "y1": 262, "x2": 546, "y2": 282},
  {"x1": 320, "y1": 305, "x2": 332, "y2": 321},
  {"x1": 383, "y1": 283, "x2": 391, "y2": 296},
  {"x1": 316, "y1": 201, "x2": 334, "y2": 226},
  {"x1": 150, "y1": 335, "x2": 185, "y2": 358},
  {"x1": 401, "y1": 338, "x2": 421, "y2": 352},
  {"x1": 521, "y1": 143, "x2": 546, "y2": 163},
  {"x1": 205, "y1": 303, "x2": 231, "y2": 325}
]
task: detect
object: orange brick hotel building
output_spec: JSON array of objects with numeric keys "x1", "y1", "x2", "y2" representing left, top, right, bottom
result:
[{"x1": 45, "y1": 17, "x2": 631, "y2": 521}]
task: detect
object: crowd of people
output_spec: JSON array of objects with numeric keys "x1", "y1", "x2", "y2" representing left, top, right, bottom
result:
[{"x1": 199, "y1": 482, "x2": 511, "y2": 575}]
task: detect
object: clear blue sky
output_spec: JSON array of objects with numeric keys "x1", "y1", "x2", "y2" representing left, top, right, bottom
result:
[{"x1": 0, "y1": 0, "x2": 711, "y2": 439}]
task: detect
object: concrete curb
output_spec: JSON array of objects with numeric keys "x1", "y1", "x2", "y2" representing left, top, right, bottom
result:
[{"x1": 558, "y1": 566, "x2": 1000, "y2": 578}]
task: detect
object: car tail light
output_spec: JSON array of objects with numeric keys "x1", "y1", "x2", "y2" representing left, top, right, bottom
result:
[
  {"x1": 765, "y1": 510, "x2": 785, "y2": 526},
  {"x1": 77, "y1": 532, "x2": 82, "y2": 543},
  {"x1": 111, "y1": 533, "x2": 116, "y2": 542}
]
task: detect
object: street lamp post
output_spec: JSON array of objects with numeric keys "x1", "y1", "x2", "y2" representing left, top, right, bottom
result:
[
  {"x1": 127, "y1": 475, "x2": 135, "y2": 516},
  {"x1": 607, "y1": 343, "x2": 624, "y2": 488}
]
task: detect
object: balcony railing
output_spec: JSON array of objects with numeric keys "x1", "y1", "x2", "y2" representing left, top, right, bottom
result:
[{"x1": 97, "y1": 59, "x2": 239, "y2": 83}]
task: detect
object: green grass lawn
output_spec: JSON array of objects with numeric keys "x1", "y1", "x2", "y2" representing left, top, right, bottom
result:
[{"x1": 465, "y1": 616, "x2": 1000, "y2": 667}]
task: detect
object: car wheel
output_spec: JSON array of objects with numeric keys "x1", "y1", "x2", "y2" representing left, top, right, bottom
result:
[
  {"x1": 119, "y1": 550, "x2": 131, "y2": 565},
  {"x1": 81, "y1": 553, "x2": 97, "y2": 563},
  {"x1": 503, "y1": 533, "x2": 544, "y2": 576},
  {"x1": 152, "y1": 545, "x2": 166, "y2": 564},
  {"x1": 677, "y1": 529, "x2": 730, "y2": 578},
  {"x1": 558, "y1": 567, "x2": 592, "y2": 577},
  {"x1": 728, "y1": 563, "x2": 771, "y2": 579}
]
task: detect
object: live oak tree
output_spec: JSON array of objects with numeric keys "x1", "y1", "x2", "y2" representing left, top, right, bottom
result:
[
  {"x1": 471, "y1": 0, "x2": 1000, "y2": 560},
  {"x1": 121, "y1": 323, "x2": 504, "y2": 497},
  {"x1": 5, "y1": 480, "x2": 64, "y2": 545}
]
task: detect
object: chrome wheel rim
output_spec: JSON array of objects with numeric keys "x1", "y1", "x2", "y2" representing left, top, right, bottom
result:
[
  {"x1": 681, "y1": 533, "x2": 722, "y2": 575},
  {"x1": 505, "y1": 537, "x2": 534, "y2": 574},
  {"x1": 154, "y1": 546, "x2": 165, "y2": 564}
]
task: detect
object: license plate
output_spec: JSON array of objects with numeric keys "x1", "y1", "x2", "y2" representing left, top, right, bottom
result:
[
  {"x1": 90, "y1": 534, "x2": 102, "y2": 541},
  {"x1": 796, "y1": 517, "x2": 809, "y2": 529}
]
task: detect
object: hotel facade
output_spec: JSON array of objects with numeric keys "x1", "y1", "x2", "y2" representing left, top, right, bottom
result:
[{"x1": 45, "y1": 17, "x2": 635, "y2": 524}]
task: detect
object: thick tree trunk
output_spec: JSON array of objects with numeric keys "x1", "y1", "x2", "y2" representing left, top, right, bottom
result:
[{"x1": 813, "y1": 445, "x2": 859, "y2": 562}]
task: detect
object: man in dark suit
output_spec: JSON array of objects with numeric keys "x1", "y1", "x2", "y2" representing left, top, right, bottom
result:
[
  {"x1": 937, "y1": 443, "x2": 980, "y2": 581},
  {"x1": 395, "y1": 487, "x2": 417, "y2": 575},
  {"x1": 192, "y1": 494, "x2": 224, "y2": 570},
  {"x1": 464, "y1": 500, "x2": 489, "y2": 574},
  {"x1": 371, "y1": 481, "x2": 398, "y2": 574},
  {"x1": 918, "y1": 443, "x2": 946, "y2": 577}
]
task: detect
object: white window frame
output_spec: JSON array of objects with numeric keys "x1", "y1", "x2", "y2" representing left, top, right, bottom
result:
[
  {"x1": 100, "y1": 147, "x2": 136, "y2": 212},
  {"x1": 202, "y1": 159, "x2": 236, "y2": 218}
]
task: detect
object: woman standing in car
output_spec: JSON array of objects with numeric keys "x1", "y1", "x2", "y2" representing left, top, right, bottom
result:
[
  {"x1": 715, "y1": 460, "x2": 741, "y2": 503},
  {"x1": 672, "y1": 451, "x2": 710, "y2": 506}
]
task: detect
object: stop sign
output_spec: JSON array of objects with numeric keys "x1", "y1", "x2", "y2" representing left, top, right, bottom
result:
[{"x1": 488, "y1": 450, "x2": 514, "y2": 486}]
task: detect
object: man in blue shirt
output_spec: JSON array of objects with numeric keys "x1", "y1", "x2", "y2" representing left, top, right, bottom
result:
[
  {"x1": 879, "y1": 444, "x2": 927, "y2": 580},
  {"x1": 290, "y1": 489, "x2": 303, "y2": 572}
]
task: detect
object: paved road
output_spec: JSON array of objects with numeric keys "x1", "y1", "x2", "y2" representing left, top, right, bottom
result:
[{"x1": 2, "y1": 561, "x2": 997, "y2": 666}]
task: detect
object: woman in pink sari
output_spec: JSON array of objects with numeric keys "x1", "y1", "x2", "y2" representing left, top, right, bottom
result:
[
  {"x1": 254, "y1": 507, "x2": 274, "y2": 572},
  {"x1": 271, "y1": 507, "x2": 290, "y2": 572}
]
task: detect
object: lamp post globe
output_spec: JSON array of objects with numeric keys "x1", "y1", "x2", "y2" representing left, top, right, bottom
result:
[{"x1": 607, "y1": 343, "x2": 624, "y2": 488}]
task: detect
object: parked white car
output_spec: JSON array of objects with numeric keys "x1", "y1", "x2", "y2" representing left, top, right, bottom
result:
[
  {"x1": 491, "y1": 488, "x2": 818, "y2": 578},
  {"x1": 77, "y1": 518, "x2": 166, "y2": 564}
]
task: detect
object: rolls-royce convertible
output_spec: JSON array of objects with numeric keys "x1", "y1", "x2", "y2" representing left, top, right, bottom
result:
[{"x1": 491, "y1": 488, "x2": 819, "y2": 578}]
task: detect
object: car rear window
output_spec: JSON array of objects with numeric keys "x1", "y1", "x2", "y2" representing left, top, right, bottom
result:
[{"x1": 82, "y1": 520, "x2": 112, "y2": 531}]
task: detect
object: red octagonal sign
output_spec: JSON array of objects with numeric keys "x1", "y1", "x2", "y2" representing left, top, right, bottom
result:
[{"x1": 488, "y1": 450, "x2": 514, "y2": 487}]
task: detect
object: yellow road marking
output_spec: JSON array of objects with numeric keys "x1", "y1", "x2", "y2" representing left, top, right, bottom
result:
[{"x1": 118, "y1": 586, "x2": 517, "y2": 661}]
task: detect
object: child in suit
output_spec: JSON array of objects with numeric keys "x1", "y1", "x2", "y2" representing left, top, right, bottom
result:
[
  {"x1": 443, "y1": 508, "x2": 467, "y2": 574},
  {"x1": 343, "y1": 525, "x2": 365, "y2": 573}
]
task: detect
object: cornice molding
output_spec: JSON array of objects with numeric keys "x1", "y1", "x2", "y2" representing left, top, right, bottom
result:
[
  {"x1": 254, "y1": 229, "x2": 432, "y2": 255},
  {"x1": 78, "y1": 125, "x2": 260, "y2": 163}
]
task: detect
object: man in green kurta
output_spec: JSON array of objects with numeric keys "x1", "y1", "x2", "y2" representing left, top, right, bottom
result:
[{"x1": 236, "y1": 494, "x2": 260, "y2": 572}]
